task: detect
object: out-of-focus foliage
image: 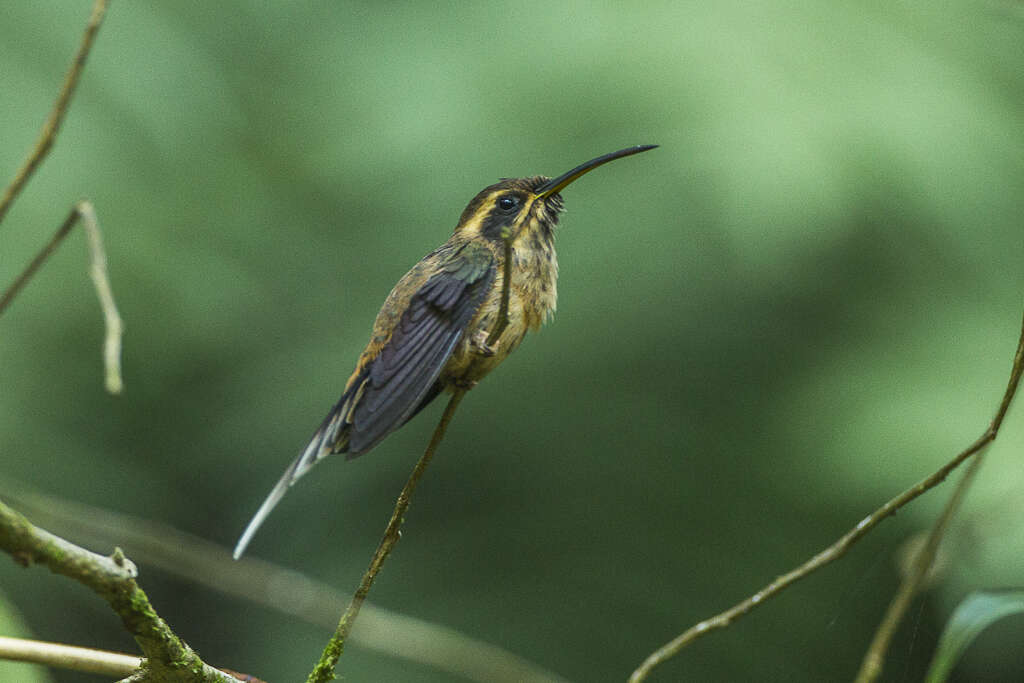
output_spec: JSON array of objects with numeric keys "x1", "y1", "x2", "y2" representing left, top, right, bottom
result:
[
  {"x1": 926, "y1": 591, "x2": 1024, "y2": 683},
  {"x1": 1, "y1": 2, "x2": 1022, "y2": 681},
  {"x1": 0, "y1": 596, "x2": 52, "y2": 683}
]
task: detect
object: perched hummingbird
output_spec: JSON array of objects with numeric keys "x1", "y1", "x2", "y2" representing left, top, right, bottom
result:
[{"x1": 233, "y1": 145, "x2": 657, "y2": 558}]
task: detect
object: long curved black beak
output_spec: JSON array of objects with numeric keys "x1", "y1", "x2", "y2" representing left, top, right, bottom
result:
[{"x1": 535, "y1": 145, "x2": 658, "y2": 199}]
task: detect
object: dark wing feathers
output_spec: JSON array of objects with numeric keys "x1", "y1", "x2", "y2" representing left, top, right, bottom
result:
[
  {"x1": 350, "y1": 251, "x2": 494, "y2": 452},
  {"x1": 233, "y1": 242, "x2": 495, "y2": 559}
]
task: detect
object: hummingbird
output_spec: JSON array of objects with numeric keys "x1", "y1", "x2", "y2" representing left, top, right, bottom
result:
[{"x1": 233, "y1": 145, "x2": 657, "y2": 558}]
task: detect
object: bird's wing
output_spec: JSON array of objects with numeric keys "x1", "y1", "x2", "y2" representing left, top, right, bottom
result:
[
  {"x1": 233, "y1": 242, "x2": 494, "y2": 558},
  {"x1": 347, "y1": 244, "x2": 495, "y2": 454}
]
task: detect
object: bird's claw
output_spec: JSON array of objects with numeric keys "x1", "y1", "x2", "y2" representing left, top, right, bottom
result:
[{"x1": 472, "y1": 329, "x2": 499, "y2": 357}]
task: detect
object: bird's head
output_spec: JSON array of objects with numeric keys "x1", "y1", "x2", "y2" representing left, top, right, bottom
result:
[{"x1": 453, "y1": 145, "x2": 657, "y2": 246}]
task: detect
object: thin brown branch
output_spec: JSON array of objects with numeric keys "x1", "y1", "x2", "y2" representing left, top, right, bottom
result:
[
  {"x1": 630, "y1": 311, "x2": 1024, "y2": 682},
  {"x1": 0, "y1": 201, "x2": 124, "y2": 393},
  {"x1": 854, "y1": 451, "x2": 985, "y2": 683},
  {"x1": 0, "y1": 0, "x2": 108, "y2": 226},
  {"x1": 308, "y1": 231, "x2": 519, "y2": 682},
  {"x1": 0, "y1": 498, "x2": 238, "y2": 682},
  {"x1": 0, "y1": 206, "x2": 78, "y2": 315},
  {"x1": 0, "y1": 636, "x2": 140, "y2": 678},
  {"x1": 1, "y1": 480, "x2": 568, "y2": 683},
  {"x1": 306, "y1": 389, "x2": 467, "y2": 683}
]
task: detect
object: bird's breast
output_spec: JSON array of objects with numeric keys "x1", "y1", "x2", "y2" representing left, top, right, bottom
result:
[
  {"x1": 442, "y1": 238, "x2": 558, "y2": 386},
  {"x1": 510, "y1": 238, "x2": 558, "y2": 329}
]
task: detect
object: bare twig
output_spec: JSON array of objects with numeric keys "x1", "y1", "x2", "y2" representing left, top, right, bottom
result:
[
  {"x1": 630, "y1": 312, "x2": 1024, "y2": 682},
  {"x1": 0, "y1": 0, "x2": 108, "y2": 226},
  {"x1": 0, "y1": 201, "x2": 124, "y2": 393},
  {"x1": 854, "y1": 452, "x2": 985, "y2": 683},
  {"x1": 0, "y1": 206, "x2": 79, "y2": 315},
  {"x1": 0, "y1": 498, "x2": 237, "y2": 682},
  {"x1": 79, "y1": 201, "x2": 124, "y2": 392},
  {"x1": 0, "y1": 636, "x2": 140, "y2": 678},
  {"x1": 308, "y1": 232, "x2": 519, "y2": 683}
]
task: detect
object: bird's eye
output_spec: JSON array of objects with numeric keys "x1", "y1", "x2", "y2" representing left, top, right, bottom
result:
[{"x1": 497, "y1": 195, "x2": 519, "y2": 213}]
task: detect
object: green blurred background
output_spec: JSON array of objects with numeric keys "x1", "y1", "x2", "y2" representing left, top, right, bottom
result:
[{"x1": 2, "y1": 1, "x2": 1023, "y2": 681}]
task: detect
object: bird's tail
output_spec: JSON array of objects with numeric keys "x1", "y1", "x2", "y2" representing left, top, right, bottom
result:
[
  {"x1": 232, "y1": 374, "x2": 366, "y2": 559},
  {"x1": 232, "y1": 455, "x2": 304, "y2": 560}
]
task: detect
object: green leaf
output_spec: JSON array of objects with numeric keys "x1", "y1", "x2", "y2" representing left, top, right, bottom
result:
[{"x1": 925, "y1": 590, "x2": 1024, "y2": 683}]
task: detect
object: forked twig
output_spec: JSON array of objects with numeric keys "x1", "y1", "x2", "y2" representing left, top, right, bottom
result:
[
  {"x1": 854, "y1": 451, "x2": 985, "y2": 683},
  {"x1": 0, "y1": 201, "x2": 124, "y2": 393},
  {"x1": 630, "y1": 311, "x2": 1024, "y2": 682}
]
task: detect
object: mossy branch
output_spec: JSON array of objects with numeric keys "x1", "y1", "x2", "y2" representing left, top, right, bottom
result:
[
  {"x1": 0, "y1": 499, "x2": 240, "y2": 682},
  {"x1": 2, "y1": 479, "x2": 568, "y2": 683}
]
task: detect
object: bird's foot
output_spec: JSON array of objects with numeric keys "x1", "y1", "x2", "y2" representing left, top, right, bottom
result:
[{"x1": 472, "y1": 329, "x2": 499, "y2": 357}]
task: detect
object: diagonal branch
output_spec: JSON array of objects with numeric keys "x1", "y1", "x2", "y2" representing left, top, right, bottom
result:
[
  {"x1": 0, "y1": 0, "x2": 109, "y2": 226},
  {"x1": 630, "y1": 311, "x2": 1024, "y2": 682},
  {"x1": 306, "y1": 390, "x2": 467, "y2": 683},
  {"x1": 853, "y1": 450, "x2": 985, "y2": 683}
]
